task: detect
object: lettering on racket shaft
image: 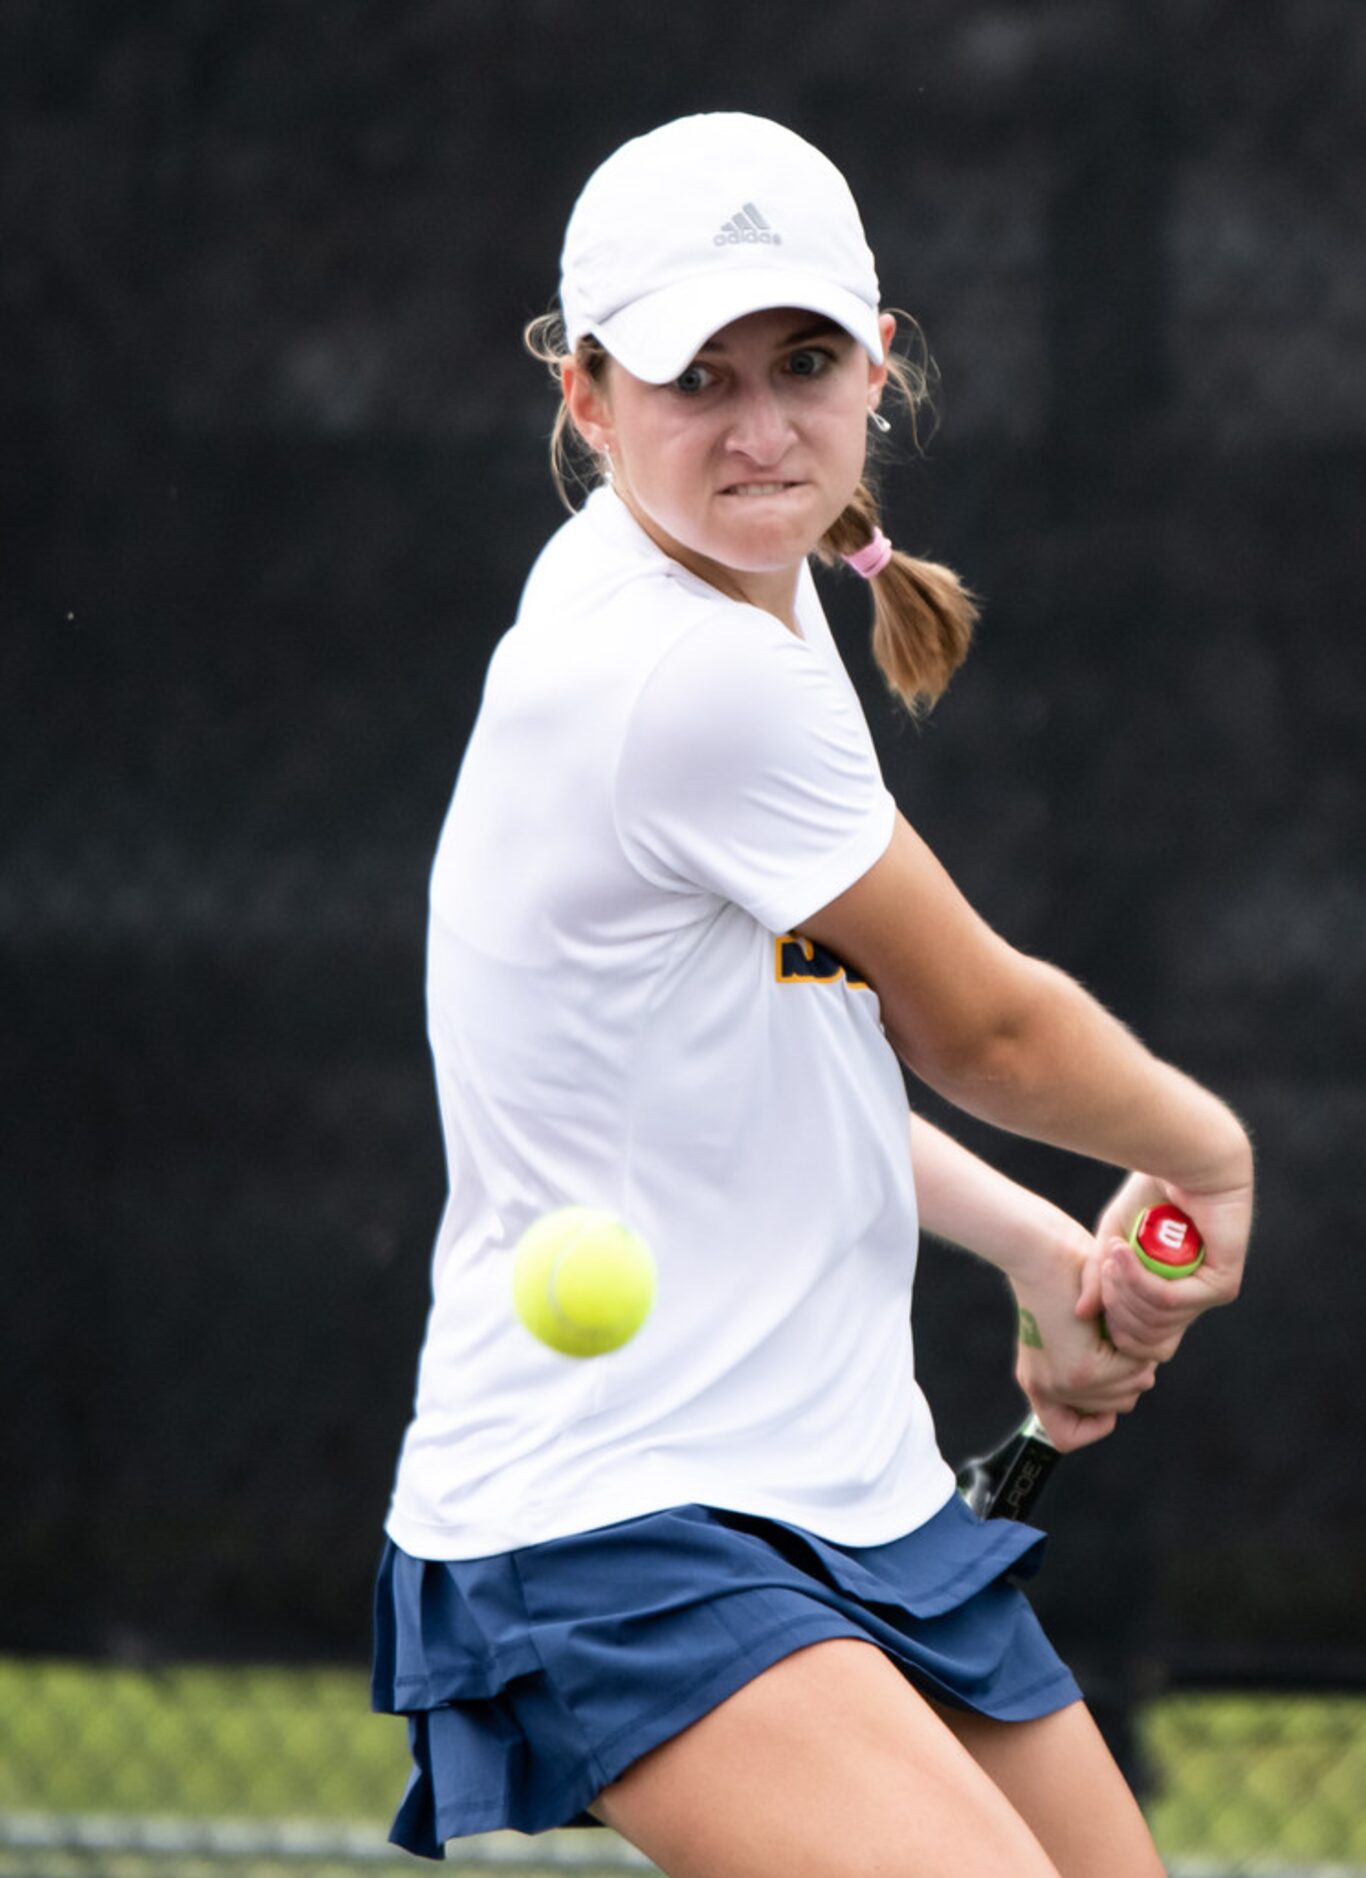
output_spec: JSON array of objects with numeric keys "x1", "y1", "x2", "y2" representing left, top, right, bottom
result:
[{"x1": 957, "y1": 1415, "x2": 1058, "y2": 1521}]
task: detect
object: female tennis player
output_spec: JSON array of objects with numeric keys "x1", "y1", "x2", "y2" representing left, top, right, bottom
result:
[{"x1": 372, "y1": 114, "x2": 1253, "y2": 1877}]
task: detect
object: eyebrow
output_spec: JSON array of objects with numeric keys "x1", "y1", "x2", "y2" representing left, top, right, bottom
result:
[{"x1": 696, "y1": 317, "x2": 847, "y2": 355}]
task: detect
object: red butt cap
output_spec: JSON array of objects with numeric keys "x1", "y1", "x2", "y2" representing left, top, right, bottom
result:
[{"x1": 1130, "y1": 1203, "x2": 1204, "y2": 1275}]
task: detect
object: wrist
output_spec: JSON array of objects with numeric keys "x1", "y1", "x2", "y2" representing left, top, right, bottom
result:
[
  {"x1": 993, "y1": 1194, "x2": 1092, "y2": 1289},
  {"x1": 1159, "y1": 1089, "x2": 1254, "y2": 1198}
]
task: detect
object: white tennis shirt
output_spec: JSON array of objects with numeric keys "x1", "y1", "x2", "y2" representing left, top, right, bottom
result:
[{"x1": 385, "y1": 486, "x2": 954, "y2": 1559}]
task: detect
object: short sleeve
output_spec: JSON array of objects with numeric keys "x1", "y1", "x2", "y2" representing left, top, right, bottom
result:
[{"x1": 613, "y1": 609, "x2": 896, "y2": 933}]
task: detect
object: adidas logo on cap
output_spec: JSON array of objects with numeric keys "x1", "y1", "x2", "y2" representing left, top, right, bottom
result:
[{"x1": 714, "y1": 202, "x2": 782, "y2": 247}]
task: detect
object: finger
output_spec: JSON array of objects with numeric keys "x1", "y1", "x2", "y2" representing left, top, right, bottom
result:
[
  {"x1": 1082, "y1": 1367, "x2": 1157, "y2": 1412},
  {"x1": 1104, "y1": 1311, "x2": 1184, "y2": 1359},
  {"x1": 1075, "y1": 1255, "x2": 1106, "y2": 1323},
  {"x1": 1101, "y1": 1285, "x2": 1195, "y2": 1347},
  {"x1": 1108, "y1": 1364, "x2": 1160, "y2": 1413},
  {"x1": 1036, "y1": 1404, "x2": 1117, "y2": 1453},
  {"x1": 1027, "y1": 1336, "x2": 1153, "y2": 1401},
  {"x1": 1100, "y1": 1287, "x2": 1186, "y2": 1360},
  {"x1": 1058, "y1": 1361, "x2": 1160, "y2": 1416},
  {"x1": 1102, "y1": 1243, "x2": 1210, "y2": 1330}
]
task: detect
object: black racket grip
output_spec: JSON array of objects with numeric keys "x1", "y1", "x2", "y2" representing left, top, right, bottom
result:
[{"x1": 956, "y1": 1414, "x2": 1059, "y2": 1521}]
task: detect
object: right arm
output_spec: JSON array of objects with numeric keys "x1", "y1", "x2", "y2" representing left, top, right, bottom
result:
[{"x1": 798, "y1": 812, "x2": 1253, "y2": 1346}]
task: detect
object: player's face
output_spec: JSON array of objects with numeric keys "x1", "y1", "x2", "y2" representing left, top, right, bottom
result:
[{"x1": 568, "y1": 307, "x2": 893, "y2": 621}]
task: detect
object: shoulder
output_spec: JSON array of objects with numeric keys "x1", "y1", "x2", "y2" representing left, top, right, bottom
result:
[
  {"x1": 519, "y1": 487, "x2": 680, "y2": 624},
  {"x1": 614, "y1": 600, "x2": 893, "y2": 922},
  {"x1": 614, "y1": 601, "x2": 885, "y2": 905},
  {"x1": 627, "y1": 601, "x2": 864, "y2": 765}
]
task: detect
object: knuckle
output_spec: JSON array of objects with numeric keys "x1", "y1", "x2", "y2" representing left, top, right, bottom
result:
[{"x1": 1151, "y1": 1287, "x2": 1187, "y2": 1318}]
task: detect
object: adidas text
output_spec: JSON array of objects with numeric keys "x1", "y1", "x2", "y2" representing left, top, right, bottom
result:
[{"x1": 715, "y1": 202, "x2": 782, "y2": 247}]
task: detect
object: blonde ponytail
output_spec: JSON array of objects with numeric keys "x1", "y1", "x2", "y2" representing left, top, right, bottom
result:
[
  {"x1": 816, "y1": 486, "x2": 978, "y2": 716},
  {"x1": 812, "y1": 310, "x2": 978, "y2": 716}
]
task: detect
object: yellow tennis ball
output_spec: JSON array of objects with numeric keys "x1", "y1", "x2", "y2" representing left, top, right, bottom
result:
[{"x1": 511, "y1": 1206, "x2": 656, "y2": 1357}]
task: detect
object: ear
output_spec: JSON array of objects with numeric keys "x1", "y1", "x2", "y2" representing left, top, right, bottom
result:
[
  {"x1": 562, "y1": 355, "x2": 614, "y2": 458},
  {"x1": 869, "y1": 311, "x2": 896, "y2": 407}
]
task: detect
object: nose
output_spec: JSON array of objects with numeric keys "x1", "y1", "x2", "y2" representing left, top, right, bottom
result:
[{"x1": 724, "y1": 381, "x2": 794, "y2": 465}]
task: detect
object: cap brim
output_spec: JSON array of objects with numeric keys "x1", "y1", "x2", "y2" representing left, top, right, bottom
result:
[{"x1": 590, "y1": 268, "x2": 884, "y2": 383}]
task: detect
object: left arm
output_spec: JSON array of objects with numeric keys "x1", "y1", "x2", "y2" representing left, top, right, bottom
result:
[{"x1": 911, "y1": 1115, "x2": 1157, "y2": 1451}]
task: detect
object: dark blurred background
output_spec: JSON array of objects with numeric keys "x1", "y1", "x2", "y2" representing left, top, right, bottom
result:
[{"x1": 5, "y1": 0, "x2": 1363, "y2": 1757}]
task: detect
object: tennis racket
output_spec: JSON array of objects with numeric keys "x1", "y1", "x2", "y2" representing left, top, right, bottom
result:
[{"x1": 957, "y1": 1204, "x2": 1203, "y2": 1522}]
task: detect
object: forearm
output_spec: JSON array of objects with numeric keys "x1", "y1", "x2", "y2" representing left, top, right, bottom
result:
[
  {"x1": 904, "y1": 956, "x2": 1252, "y2": 1199},
  {"x1": 801, "y1": 811, "x2": 1251, "y2": 1209},
  {"x1": 910, "y1": 1111, "x2": 1089, "y2": 1284}
]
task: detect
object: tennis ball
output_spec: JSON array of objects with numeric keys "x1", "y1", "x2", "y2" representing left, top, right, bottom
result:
[{"x1": 511, "y1": 1206, "x2": 656, "y2": 1357}]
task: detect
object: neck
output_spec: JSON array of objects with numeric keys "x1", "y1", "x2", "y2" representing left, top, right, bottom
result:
[{"x1": 613, "y1": 486, "x2": 803, "y2": 634}]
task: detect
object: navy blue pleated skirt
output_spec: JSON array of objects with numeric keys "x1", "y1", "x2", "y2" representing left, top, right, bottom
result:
[{"x1": 371, "y1": 1494, "x2": 1080, "y2": 1860}]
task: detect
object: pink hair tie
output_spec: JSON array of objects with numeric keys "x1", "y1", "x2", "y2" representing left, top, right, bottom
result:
[{"x1": 842, "y1": 528, "x2": 894, "y2": 580}]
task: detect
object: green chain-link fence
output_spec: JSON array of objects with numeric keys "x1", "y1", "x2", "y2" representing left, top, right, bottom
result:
[{"x1": 1, "y1": 1659, "x2": 1363, "y2": 1877}]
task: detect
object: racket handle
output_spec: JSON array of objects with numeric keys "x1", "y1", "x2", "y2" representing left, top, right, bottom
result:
[
  {"x1": 1128, "y1": 1203, "x2": 1204, "y2": 1277},
  {"x1": 957, "y1": 1205, "x2": 1201, "y2": 1522}
]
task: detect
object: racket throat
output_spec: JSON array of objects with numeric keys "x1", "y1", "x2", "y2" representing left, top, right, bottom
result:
[{"x1": 957, "y1": 1414, "x2": 1059, "y2": 1520}]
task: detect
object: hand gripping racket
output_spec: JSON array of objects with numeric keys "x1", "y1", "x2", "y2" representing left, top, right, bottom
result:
[{"x1": 956, "y1": 1205, "x2": 1203, "y2": 1522}]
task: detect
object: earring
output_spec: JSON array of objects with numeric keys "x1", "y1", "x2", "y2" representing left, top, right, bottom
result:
[{"x1": 868, "y1": 408, "x2": 892, "y2": 434}]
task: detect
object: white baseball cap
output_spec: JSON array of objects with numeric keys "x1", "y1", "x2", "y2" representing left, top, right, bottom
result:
[{"x1": 560, "y1": 113, "x2": 884, "y2": 384}]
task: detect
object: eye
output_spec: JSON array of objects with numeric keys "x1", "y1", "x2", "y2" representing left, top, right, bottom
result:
[
  {"x1": 673, "y1": 362, "x2": 717, "y2": 396},
  {"x1": 786, "y1": 347, "x2": 835, "y2": 378}
]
